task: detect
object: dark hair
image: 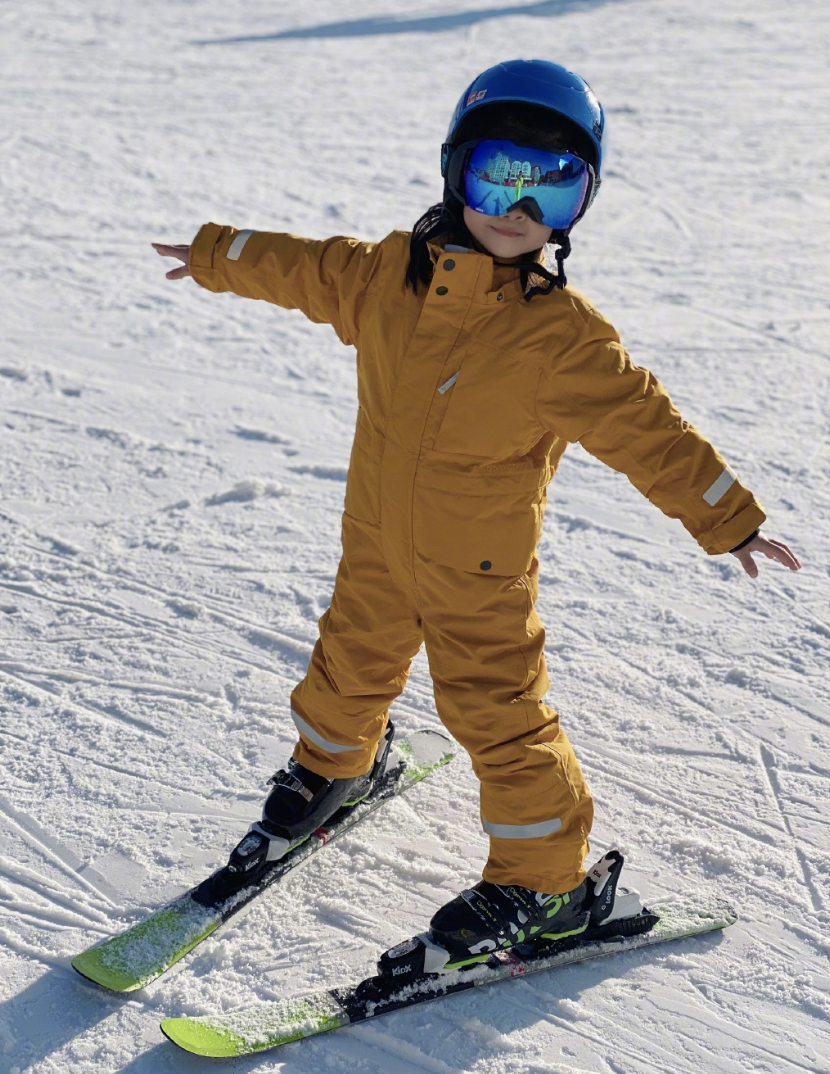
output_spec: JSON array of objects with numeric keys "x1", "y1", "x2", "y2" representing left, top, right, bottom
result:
[
  {"x1": 405, "y1": 200, "x2": 473, "y2": 292},
  {"x1": 406, "y1": 102, "x2": 594, "y2": 293}
]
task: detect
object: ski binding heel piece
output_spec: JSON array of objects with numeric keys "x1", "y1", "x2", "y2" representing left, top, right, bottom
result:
[
  {"x1": 584, "y1": 848, "x2": 658, "y2": 937},
  {"x1": 603, "y1": 885, "x2": 645, "y2": 924},
  {"x1": 586, "y1": 848, "x2": 626, "y2": 925},
  {"x1": 371, "y1": 721, "x2": 397, "y2": 777}
]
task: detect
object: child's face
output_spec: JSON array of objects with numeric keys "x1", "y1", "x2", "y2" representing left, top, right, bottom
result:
[{"x1": 463, "y1": 205, "x2": 553, "y2": 260}]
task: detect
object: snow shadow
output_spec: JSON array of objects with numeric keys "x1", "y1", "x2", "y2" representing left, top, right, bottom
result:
[
  {"x1": 197, "y1": 0, "x2": 627, "y2": 45},
  {"x1": 118, "y1": 1042, "x2": 205, "y2": 1073},
  {"x1": 0, "y1": 965, "x2": 127, "y2": 1072}
]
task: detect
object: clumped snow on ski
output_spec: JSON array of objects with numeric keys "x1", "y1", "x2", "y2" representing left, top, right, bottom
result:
[{"x1": 1, "y1": 1, "x2": 829, "y2": 1072}]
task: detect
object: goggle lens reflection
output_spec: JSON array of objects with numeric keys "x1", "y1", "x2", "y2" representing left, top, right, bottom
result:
[{"x1": 462, "y1": 139, "x2": 591, "y2": 231}]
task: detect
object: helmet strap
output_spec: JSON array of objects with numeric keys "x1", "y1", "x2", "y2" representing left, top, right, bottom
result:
[
  {"x1": 508, "y1": 233, "x2": 571, "y2": 301},
  {"x1": 491, "y1": 258, "x2": 556, "y2": 301},
  {"x1": 552, "y1": 232, "x2": 571, "y2": 292}
]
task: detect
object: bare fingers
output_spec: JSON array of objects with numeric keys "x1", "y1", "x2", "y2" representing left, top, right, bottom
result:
[
  {"x1": 733, "y1": 535, "x2": 801, "y2": 578},
  {"x1": 164, "y1": 263, "x2": 192, "y2": 280},
  {"x1": 152, "y1": 243, "x2": 189, "y2": 260},
  {"x1": 152, "y1": 243, "x2": 192, "y2": 280},
  {"x1": 759, "y1": 538, "x2": 801, "y2": 571}
]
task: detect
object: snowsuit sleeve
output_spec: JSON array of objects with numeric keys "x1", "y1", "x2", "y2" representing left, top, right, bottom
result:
[
  {"x1": 536, "y1": 303, "x2": 766, "y2": 555},
  {"x1": 188, "y1": 223, "x2": 384, "y2": 347}
]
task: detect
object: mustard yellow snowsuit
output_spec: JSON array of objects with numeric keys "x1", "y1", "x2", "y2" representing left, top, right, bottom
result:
[{"x1": 189, "y1": 225, "x2": 765, "y2": 894}]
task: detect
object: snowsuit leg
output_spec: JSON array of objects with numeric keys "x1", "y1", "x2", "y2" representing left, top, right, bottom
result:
[
  {"x1": 291, "y1": 514, "x2": 423, "y2": 778},
  {"x1": 415, "y1": 553, "x2": 593, "y2": 895},
  {"x1": 291, "y1": 517, "x2": 592, "y2": 893}
]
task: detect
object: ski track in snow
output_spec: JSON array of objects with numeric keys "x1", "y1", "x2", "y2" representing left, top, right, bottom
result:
[{"x1": 2, "y1": 0, "x2": 829, "y2": 1070}]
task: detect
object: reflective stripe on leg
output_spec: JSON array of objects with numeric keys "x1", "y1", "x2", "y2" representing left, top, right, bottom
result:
[
  {"x1": 291, "y1": 710, "x2": 363, "y2": 754},
  {"x1": 482, "y1": 817, "x2": 562, "y2": 839}
]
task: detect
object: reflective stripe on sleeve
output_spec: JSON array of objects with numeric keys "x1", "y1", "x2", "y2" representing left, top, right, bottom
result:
[
  {"x1": 481, "y1": 817, "x2": 562, "y2": 839},
  {"x1": 291, "y1": 710, "x2": 363, "y2": 754},
  {"x1": 702, "y1": 466, "x2": 737, "y2": 507},
  {"x1": 438, "y1": 372, "x2": 459, "y2": 395},
  {"x1": 227, "y1": 229, "x2": 255, "y2": 261}
]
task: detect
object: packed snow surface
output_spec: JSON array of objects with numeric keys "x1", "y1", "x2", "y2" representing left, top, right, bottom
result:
[{"x1": 1, "y1": 0, "x2": 829, "y2": 1071}]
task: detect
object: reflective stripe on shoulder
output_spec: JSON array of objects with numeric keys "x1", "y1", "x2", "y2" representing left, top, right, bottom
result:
[
  {"x1": 481, "y1": 817, "x2": 562, "y2": 839},
  {"x1": 291, "y1": 710, "x2": 363, "y2": 754},
  {"x1": 703, "y1": 466, "x2": 737, "y2": 507},
  {"x1": 438, "y1": 372, "x2": 459, "y2": 395},
  {"x1": 227, "y1": 229, "x2": 255, "y2": 261}
]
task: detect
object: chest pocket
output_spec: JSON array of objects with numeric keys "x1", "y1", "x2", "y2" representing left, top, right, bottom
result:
[{"x1": 432, "y1": 341, "x2": 542, "y2": 459}]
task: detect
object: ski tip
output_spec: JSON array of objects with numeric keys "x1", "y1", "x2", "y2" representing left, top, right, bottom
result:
[
  {"x1": 711, "y1": 898, "x2": 739, "y2": 928},
  {"x1": 71, "y1": 950, "x2": 143, "y2": 993},
  {"x1": 161, "y1": 1017, "x2": 247, "y2": 1058},
  {"x1": 71, "y1": 904, "x2": 221, "y2": 994},
  {"x1": 161, "y1": 997, "x2": 351, "y2": 1056}
]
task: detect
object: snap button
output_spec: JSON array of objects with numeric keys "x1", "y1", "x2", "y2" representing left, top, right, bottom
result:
[
  {"x1": 480, "y1": 560, "x2": 492, "y2": 571},
  {"x1": 436, "y1": 286, "x2": 449, "y2": 295},
  {"x1": 496, "y1": 293, "x2": 504, "y2": 302},
  {"x1": 444, "y1": 259, "x2": 456, "y2": 271}
]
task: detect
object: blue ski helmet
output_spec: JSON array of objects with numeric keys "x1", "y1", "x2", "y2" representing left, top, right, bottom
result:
[{"x1": 442, "y1": 59, "x2": 604, "y2": 178}]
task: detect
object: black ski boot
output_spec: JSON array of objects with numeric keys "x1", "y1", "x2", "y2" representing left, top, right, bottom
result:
[
  {"x1": 224, "y1": 722, "x2": 398, "y2": 886},
  {"x1": 376, "y1": 851, "x2": 642, "y2": 983},
  {"x1": 428, "y1": 876, "x2": 591, "y2": 968}
]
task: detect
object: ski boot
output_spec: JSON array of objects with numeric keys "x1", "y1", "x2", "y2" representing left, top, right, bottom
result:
[
  {"x1": 376, "y1": 850, "x2": 656, "y2": 984},
  {"x1": 223, "y1": 722, "x2": 399, "y2": 887},
  {"x1": 428, "y1": 876, "x2": 591, "y2": 967}
]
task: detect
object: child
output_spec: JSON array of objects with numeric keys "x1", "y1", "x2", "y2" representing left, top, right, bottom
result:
[{"x1": 154, "y1": 60, "x2": 799, "y2": 966}]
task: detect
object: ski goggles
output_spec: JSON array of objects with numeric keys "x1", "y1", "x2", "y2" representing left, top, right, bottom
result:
[{"x1": 445, "y1": 139, "x2": 595, "y2": 232}]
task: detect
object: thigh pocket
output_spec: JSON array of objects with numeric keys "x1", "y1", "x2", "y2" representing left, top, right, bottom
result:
[{"x1": 413, "y1": 482, "x2": 545, "y2": 577}]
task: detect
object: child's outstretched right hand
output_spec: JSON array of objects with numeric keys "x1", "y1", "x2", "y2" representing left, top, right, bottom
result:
[
  {"x1": 152, "y1": 243, "x2": 191, "y2": 280},
  {"x1": 731, "y1": 533, "x2": 801, "y2": 579}
]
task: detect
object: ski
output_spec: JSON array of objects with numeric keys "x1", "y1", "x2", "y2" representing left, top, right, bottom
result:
[
  {"x1": 160, "y1": 893, "x2": 736, "y2": 1058},
  {"x1": 72, "y1": 729, "x2": 455, "y2": 992}
]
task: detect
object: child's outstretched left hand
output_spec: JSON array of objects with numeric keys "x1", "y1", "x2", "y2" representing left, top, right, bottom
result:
[{"x1": 731, "y1": 534, "x2": 801, "y2": 579}]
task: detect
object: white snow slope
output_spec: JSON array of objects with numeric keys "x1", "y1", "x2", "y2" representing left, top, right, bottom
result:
[{"x1": 1, "y1": 0, "x2": 829, "y2": 1071}]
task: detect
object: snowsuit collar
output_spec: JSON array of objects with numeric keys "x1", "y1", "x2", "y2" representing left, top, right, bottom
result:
[{"x1": 426, "y1": 240, "x2": 550, "y2": 304}]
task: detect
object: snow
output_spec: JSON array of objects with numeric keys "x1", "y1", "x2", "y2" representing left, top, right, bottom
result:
[{"x1": 1, "y1": 0, "x2": 828, "y2": 1071}]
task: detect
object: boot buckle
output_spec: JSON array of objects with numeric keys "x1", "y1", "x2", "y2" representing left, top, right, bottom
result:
[{"x1": 268, "y1": 770, "x2": 315, "y2": 802}]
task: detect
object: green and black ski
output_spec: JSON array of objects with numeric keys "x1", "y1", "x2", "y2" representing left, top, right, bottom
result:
[
  {"x1": 72, "y1": 730, "x2": 455, "y2": 992},
  {"x1": 161, "y1": 893, "x2": 737, "y2": 1058}
]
